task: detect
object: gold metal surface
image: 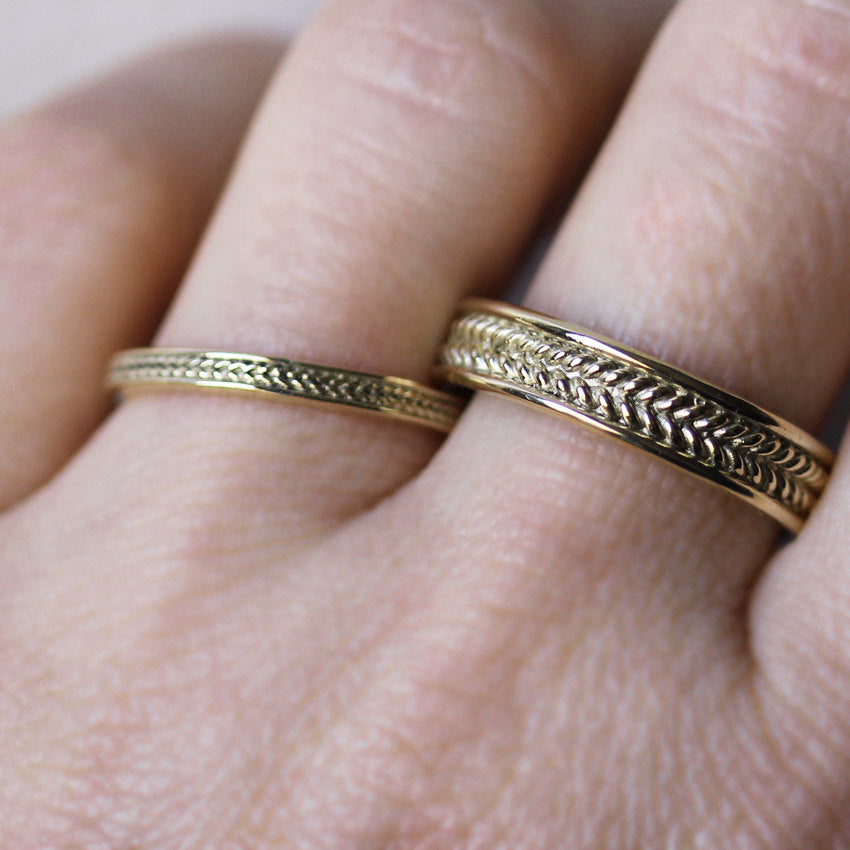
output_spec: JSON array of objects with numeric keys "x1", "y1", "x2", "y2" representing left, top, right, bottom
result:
[
  {"x1": 437, "y1": 299, "x2": 833, "y2": 533},
  {"x1": 108, "y1": 349, "x2": 465, "y2": 434}
]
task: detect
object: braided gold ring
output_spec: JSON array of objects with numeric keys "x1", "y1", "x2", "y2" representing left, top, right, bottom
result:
[
  {"x1": 437, "y1": 299, "x2": 833, "y2": 533},
  {"x1": 108, "y1": 349, "x2": 465, "y2": 434}
]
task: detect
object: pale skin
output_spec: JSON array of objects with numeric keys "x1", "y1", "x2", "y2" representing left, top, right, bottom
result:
[{"x1": 2, "y1": 0, "x2": 850, "y2": 845}]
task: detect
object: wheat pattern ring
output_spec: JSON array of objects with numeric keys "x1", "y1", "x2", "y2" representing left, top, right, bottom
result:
[
  {"x1": 436, "y1": 299, "x2": 833, "y2": 533},
  {"x1": 108, "y1": 349, "x2": 465, "y2": 434}
]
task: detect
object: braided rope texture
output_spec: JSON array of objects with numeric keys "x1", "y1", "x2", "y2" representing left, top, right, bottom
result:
[
  {"x1": 109, "y1": 350, "x2": 463, "y2": 433},
  {"x1": 440, "y1": 311, "x2": 830, "y2": 525}
]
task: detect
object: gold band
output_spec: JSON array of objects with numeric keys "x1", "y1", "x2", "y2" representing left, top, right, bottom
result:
[
  {"x1": 108, "y1": 349, "x2": 465, "y2": 434},
  {"x1": 437, "y1": 299, "x2": 833, "y2": 533}
]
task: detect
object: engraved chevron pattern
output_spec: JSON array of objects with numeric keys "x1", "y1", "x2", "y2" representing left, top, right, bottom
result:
[
  {"x1": 440, "y1": 312, "x2": 830, "y2": 522},
  {"x1": 109, "y1": 350, "x2": 463, "y2": 433}
]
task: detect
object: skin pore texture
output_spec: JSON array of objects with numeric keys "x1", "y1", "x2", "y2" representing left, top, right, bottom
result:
[{"x1": 2, "y1": 0, "x2": 850, "y2": 847}]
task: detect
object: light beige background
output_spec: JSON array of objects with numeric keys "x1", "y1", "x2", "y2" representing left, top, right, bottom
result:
[{"x1": 0, "y1": 0, "x2": 322, "y2": 118}]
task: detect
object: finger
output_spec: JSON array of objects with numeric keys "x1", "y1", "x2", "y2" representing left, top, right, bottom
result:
[
  {"x1": 0, "y1": 35, "x2": 281, "y2": 509},
  {"x1": 748, "y1": 422, "x2": 850, "y2": 758},
  {"x1": 97, "y1": 0, "x2": 668, "y2": 534},
  {"x1": 434, "y1": 0, "x2": 850, "y2": 627}
]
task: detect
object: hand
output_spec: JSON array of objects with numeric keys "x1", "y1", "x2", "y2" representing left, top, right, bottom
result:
[{"x1": 2, "y1": 1, "x2": 849, "y2": 846}]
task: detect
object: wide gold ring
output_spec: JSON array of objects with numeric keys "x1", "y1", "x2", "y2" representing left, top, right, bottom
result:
[
  {"x1": 437, "y1": 299, "x2": 833, "y2": 533},
  {"x1": 108, "y1": 349, "x2": 465, "y2": 434}
]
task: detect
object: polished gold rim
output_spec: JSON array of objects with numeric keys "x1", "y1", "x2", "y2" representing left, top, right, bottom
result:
[
  {"x1": 108, "y1": 349, "x2": 465, "y2": 434},
  {"x1": 437, "y1": 299, "x2": 833, "y2": 533}
]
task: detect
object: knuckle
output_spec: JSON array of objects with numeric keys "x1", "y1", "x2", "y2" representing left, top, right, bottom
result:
[
  {"x1": 0, "y1": 109, "x2": 173, "y2": 287},
  {"x1": 667, "y1": 0, "x2": 850, "y2": 178},
  {"x1": 0, "y1": 109, "x2": 168, "y2": 230},
  {"x1": 314, "y1": 0, "x2": 573, "y2": 122},
  {"x1": 711, "y1": 0, "x2": 850, "y2": 133},
  {"x1": 739, "y1": 0, "x2": 850, "y2": 99}
]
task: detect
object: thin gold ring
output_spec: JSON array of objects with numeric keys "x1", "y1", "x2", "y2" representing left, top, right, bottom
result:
[
  {"x1": 437, "y1": 299, "x2": 833, "y2": 533},
  {"x1": 108, "y1": 349, "x2": 465, "y2": 434}
]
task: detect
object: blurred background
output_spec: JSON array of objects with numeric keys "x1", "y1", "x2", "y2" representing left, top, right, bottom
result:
[{"x1": 0, "y1": 0, "x2": 322, "y2": 117}]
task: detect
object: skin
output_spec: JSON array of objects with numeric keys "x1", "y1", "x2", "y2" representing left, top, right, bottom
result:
[{"x1": 1, "y1": 0, "x2": 850, "y2": 846}]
